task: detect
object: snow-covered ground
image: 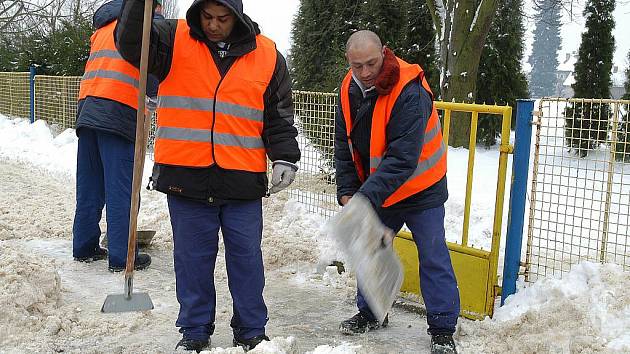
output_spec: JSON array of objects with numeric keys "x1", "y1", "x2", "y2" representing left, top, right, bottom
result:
[{"x1": 1, "y1": 114, "x2": 629, "y2": 353}]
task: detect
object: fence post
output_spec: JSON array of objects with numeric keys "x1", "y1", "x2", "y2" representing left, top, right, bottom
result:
[
  {"x1": 501, "y1": 99, "x2": 534, "y2": 305},
  {"x1": 29, "y1": 65, "x2": 36, "y2": 123}
]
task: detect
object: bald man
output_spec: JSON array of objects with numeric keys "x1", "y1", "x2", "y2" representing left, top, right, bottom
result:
[{"x1": 335, "y1": 30, "x2": 459, "y2": 354}]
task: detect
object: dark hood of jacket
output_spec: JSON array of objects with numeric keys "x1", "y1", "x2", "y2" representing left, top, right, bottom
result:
[
  {"x1": 93, "y1": 0, "x2": 123, "y2": 29},
  {"x1": 185, "y1": 0, "x2": 260, "y2": 48}
]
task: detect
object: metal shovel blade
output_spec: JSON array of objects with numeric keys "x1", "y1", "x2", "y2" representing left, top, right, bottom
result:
[
  {"x1": 101, "y1": 292, "x2": 154, "y2": 313},
  {"x1": 101, "y1": 276, "x2": 154, "y2": 313},
  {"x1": 327, "y1": 194, "x2": 403, "y2": 323}
]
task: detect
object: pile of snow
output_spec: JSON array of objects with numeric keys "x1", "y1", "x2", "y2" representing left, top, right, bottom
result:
[
  {"x1": 0, "y1": 117, "x2": 77, "y2": 179},
  {"x1": 458, "y1": 262, "x2": 630, "y2": 353},
  {"x1": 0, "y1": 245, "x2": 63, "y2": 344},
  {"x1": 188, "y1": 336, "x2": 361, "y2": 354}
]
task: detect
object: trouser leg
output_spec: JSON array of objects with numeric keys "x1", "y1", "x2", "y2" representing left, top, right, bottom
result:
[
  {"x1": 97, "y1": 131, "x2": 134, "y2": 267},
  {"x1": 406, "y1": 205, "x2": 460, "y2": 335},
  {"x1": 72, "y1": 128, "x2": 105, "y2": 258},
  {"x1": 221, "y1": 199, "x2": 268, "y2": 340},
  {"x1": 168, "y1": 195, "x2": 219, "y2": 341}
]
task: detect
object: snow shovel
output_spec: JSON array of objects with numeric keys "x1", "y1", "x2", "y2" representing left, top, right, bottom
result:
[
  {"x1": 327, "y1": 194, "x2": 403, "y2": 324},
  {"x1": 101, "y1": 0, "x2": 154, "y2": 314}
]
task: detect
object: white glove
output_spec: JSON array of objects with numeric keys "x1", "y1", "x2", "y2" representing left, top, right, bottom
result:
[
  {"x1": 145, "y1": 96, "x2": 158, "y2": 115},
  {"x1": 269, "y1": 160, "x2": 298, "y2": 194}
]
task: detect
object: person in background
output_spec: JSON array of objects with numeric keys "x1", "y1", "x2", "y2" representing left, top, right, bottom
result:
[
  {"x1": 115, "y1": 0, "x2": 300, "y2": 352},
  {"x1": 334, "y1": 30, "x2": 460, "y2": 354},
  {"x1": 72, "y1": 0, "x2": 163, "y2": 272}
]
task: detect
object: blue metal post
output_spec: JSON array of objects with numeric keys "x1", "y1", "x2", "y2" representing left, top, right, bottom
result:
[
  {"x1": 29, "y1": 65, "x2": 36, "y2": 123},
  {"x1": 501, "y1": 99, "x2": 535, "y2": 305}
]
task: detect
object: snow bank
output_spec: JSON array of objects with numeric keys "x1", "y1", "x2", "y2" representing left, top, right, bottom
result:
[
  {"x1": 458, "y1": 262, "x2": 630, "y2": 353},
  {"x1": 0, "y1": 245, "x2": 62, "y2": 344},
  {"x1": 0, "y1": 117, "x2": 77, "y2": 179}
]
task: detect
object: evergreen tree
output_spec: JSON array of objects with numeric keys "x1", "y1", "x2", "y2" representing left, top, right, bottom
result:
[
  {"x1": 46, "y1": 17, "x2": 92, "y2": 76},
  {"x1": 290, "y1": 0, "x2": 360, "y2": 92},
  {"x1": 397, "y1": 0, "x2": 439, "y2": 93},
  {"x1": 0, "y1": 13, "x2": 91, "y2": 75},
  {"x1": 615, "y1": 51, "x2": 630, "y2": 161},
  {"x1": 290, "y1": 0, "x2": 439, "y2": 167},
  {"x1": 476, "y1": 0, "x2": 529, "y2": 146},
  {"x1": 565, "y1": 0, "x2": 615, "y2": 158},
  {"x1": 528, "y1": 0, "x2": 562, "y2": 98},
  {"x1": 290, "y1": 0, "x2": 438, "y2": 92}
]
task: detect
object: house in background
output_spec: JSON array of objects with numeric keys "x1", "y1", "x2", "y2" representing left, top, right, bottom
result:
[
  {"x1": 555, "y1": 51, "x2": 626, "y2": 99},
  {"x1": 556, "y1": 52, "x2": 577, "y2": 97}
]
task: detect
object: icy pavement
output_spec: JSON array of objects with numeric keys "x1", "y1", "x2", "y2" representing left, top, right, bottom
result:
[
  {"x1": 1, "y1": 238, "x2": 432, "y2": 353},
  {"x1": 0, "y1": 160, "x2": 434, "y2": 353}
]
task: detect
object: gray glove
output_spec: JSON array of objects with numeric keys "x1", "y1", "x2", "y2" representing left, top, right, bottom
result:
[{"x1": 269, "y1": 160, "x2": 298, "y2": 194}]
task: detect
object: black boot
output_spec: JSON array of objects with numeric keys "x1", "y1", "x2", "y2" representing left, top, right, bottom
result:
[
  {"x1": 74, "y1": 247, "x2": 108, "y2": 263},
  {"x1": 339, "y1": 312, "x2": 388, "y2": 334},
  {"x1": 175, "y1": 338, "x2": 209, "y2": 353},
  {"x1": 233, "y1": 334, "x2": 269, "y2": 351},
  {"x1": 108, "y1": 253, "x2": 152, "y2": 272},
  {"x1": 430, "y1": 334, "x2": 457, "y2": 354}
]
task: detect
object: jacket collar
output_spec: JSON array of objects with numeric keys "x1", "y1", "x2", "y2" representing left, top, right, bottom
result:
[{"x1": 374, "y1": 47, "x2": 400, "y2": 95}]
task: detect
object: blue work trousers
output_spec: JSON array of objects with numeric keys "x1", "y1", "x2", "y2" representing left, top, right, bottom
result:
[
  {"x1": 167, "y1": 195, "x2": 268, "y2": 342},
  {"x1": 72, "y1": 128, "x2": 134, "y2": 268},
  {"x1": 357, "y1": 204, "x2": 460, "y2": 335}
]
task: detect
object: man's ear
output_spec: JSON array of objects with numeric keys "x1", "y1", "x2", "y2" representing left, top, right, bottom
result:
[{"x1": 381, "y1": 46, "x2": 386, "y2": 57}]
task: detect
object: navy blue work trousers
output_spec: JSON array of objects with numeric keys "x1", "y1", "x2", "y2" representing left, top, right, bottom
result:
[
  {"x1": 167, "y1": 195, "x2": 268, "y2": 342},
  {"x1": 357, "y1": 204, "x2": 460, "y2": 335},
  {"x1": 72, "y1": 128, "x2": 134, "y2": 268}
]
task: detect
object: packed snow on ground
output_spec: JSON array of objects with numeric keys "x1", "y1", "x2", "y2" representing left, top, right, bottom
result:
[{"x1": 0, "y1": 114, "x2": 628, "y2": 353}]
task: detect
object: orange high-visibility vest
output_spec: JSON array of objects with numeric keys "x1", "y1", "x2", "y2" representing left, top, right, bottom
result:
[
  {"x1": 154, "y1": 20, "x2": 276, "y2": 172},
  {"x1": 78, "y1": 20, "x2": 140, "y2": 109},
  {"x1": 340, "y1": 57, "x2": 447, "y2": 207}
]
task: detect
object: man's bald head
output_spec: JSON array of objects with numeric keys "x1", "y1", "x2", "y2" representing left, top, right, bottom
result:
[
  {"x1": 345, "y1": 30, "x2": 385, "y2": 88},
  {"x1": 346, "y1": 30, "x2": 383, "y2": 53}
]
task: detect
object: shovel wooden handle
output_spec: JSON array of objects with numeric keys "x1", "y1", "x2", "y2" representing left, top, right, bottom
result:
[{"x1": 125, "y1": 0, "x2": 154, "y2": 278}]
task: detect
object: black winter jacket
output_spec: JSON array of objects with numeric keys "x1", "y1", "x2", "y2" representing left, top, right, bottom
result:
[
  {"x1": 115, "y1": 0, "x2": 300, "y2": 202},
  {"x1": 76, "y1": 0, "x2": 160, "y2": 142},
  {"x1": 335, "y1": 66, "x2": 448, "y2": 212}
]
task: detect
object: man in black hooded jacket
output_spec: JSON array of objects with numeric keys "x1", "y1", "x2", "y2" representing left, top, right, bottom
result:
[
  {"x1": 115, "y1": 0, "x2": 300, "y2": 352},
  {"x1": 73, "y1": 0, "x2": 164, "y2": 272}
]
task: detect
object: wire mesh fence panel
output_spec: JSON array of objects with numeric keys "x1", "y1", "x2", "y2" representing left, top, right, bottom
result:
[
  {"x1": 525, "y1": 98, "x2": 630, "y2": 282},
  {"x1": 290, "y1": 91, "x2": 339, "y2": 218},
  {"x1": 34, "y1": 75, "x2": 81, "y2": 130},
  {"x1": 0, "y1": 72, "x2": 30, "y2": 119}
]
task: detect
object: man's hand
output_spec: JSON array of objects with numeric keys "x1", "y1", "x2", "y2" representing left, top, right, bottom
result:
[
  {"x1": 269, "y1": 160, "x2": 298, "y2": 194},
  {"x1": 340, "y1": 195, "x2": 353, "y2": 205}
]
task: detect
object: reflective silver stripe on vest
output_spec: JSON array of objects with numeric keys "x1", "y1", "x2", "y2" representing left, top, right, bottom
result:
[
  {"x1": 370, "y1": 119, "x2": 442, "y2": 169},
  {"x1": 370, "y1": 141, "x2": 445, "y2": 180},
  {"x1": 214, "y1": 133, "x2": 264, "y2": 149},
  {"x1": 156, "y1": 127, "x2": 264, "y2": 149},
  {"x1": 156, "y1": 127, "x2": 212, "y2": 142},
  {"x1": 158, "y1": 96, "x2": 263, "y2": 123},
  {"x1": 407, "y1": 141, "x2": 445, "y2": 180},
  {"x1": 216, "y1": 101, "x2": 263, "y2": 123},
  {"x1": 87, "y1": 49, "x2": 123, "y2": 61},
  {"x1": 82, "y1": 69, "x2": 139, "y2": 88}
]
